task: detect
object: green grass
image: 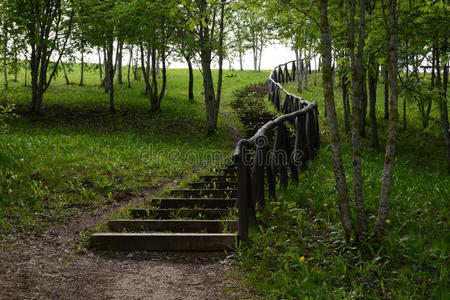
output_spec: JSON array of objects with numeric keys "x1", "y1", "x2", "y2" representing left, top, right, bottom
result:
[
  {"x1": 0, "y1": 64, "x2": 269, "y2": 238},
  {"x1": 232, "y1": 75, "x2": 449, "y2": 299}
]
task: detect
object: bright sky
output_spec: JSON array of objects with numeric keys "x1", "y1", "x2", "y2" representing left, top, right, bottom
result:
[{"x1": 82, "y1": 43, "x2": 303, "y2": 71}]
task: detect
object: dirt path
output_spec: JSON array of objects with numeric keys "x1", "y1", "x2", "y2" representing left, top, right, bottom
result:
[{"x1": 0, "y1": 185, "x2": 239, "y2": 300}]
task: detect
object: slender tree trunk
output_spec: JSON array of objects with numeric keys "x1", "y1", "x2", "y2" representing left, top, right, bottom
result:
[
  {"x1": 375, "y1": 0, "x2": 399, "y2": 239},
  {"x1": 304, "y1": 53, "x2": 308, "y2": 89},
  {"x1": 258, "y1": 43, "x2": 263, "y2": 72},
  {"x1": 117, "y1": 41, "x2": 123, "y2": 84},
  {"x1": 79, "y1": 52, "x2": 84, "y2": 86},
  {"x1": 314, "y1": 55, "x2": 317, "y2": 85},
  {"x1": 369, "y1": 62, "x2": 379, "y2": 147},
  {"x1": 239, "y1": 48, "x2": 243, "y2": 71},
  {"x1": 361, "y1": 70, "x2": 368, "y2": 137},
  {"x1": 319, "y1": 0, "x2": 353, "y2": 241},
  {"x1": 252, "y1": 45, "x2": 258, "y2": 71},
  {"x1": 103, "y1": 48, "x2": 108, "y2": 92},
  {"x1": 2, "y1": 24, "x2": 7, "y2": 88},
  {"x1": 438, "y1": 39, "x2": 450, "y2": 172},
  {"x1": 342, "y1": 73, "x2": 351, "y2": 133},
  {"x1": 383, "y1": 65, "x2": 389, "y2": 119},
  {"x1": 97, "y1": 47, "x2": 103, "y2": 81},
  {"x1": 186, "y1": 55, "x2": 194, "y2": 100},
  {"x1": 24, "y1": 61, "x2": 28, "y2": 86},
  {"x1": 295, "y1": 49, "x2": 303, "y2": 92},
  {"x1": 106, "y1": 42, "x2": 115, "y2": 113},
  {"x1": 349, "y1": 0, "x2": 368, "y2": 235},
  {"x1": 127, "y1": 45, "x2": 133, "y2": 88},
  {"x1": 62, "y1": 62, "x2": 70, "y2": 86}
]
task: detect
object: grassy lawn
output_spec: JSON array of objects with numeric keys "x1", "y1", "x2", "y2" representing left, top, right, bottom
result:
[
  {"x1": 0, "y1": 65, "x2": 269, "y2": 238},
  {"x1": 232, "y1": 75, "x2": 449, "y2": 298}
]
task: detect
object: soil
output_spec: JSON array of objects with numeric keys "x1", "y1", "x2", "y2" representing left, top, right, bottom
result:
[{"x1": 0, "y1": 184, "x2": 243, "y2": 300}]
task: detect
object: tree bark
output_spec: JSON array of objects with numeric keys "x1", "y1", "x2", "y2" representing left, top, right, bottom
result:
[
  {"x1": 105, "y1": 41, "x2": 115, "y2": 113},
  {"x1": 342, "y1": 73, "x2": 351, "y2": 133},
  {"x1": 62, "y1": 62, "x2": 70, "y2": 86},
  {"x1": 186, "y1": 55, "x2": 194, "y2": 100},
  {"x1": 304, "y1": 53, "x2": 308, "y2": 89},
  {"x1": 438, "y1": 38, "x2": 450, "y2": 172},
  {"x1": 127, "y1": 45, "x2": 133, "y2": 88},
  {"x1": 117, "y1": 41, "x2": 123, "y2": 84},
  {"x1": 198, "y1": 0, "x2": 225, "y2": 134},
  {"x1": 97, "y1": 47, "x2": 103, "y2": 81},
  {"x1": 319, "y1": 0, "x2": 353, "y2": 241},
  {"x1": 2, "y1": 22, "x2": 7, "y2": 88},
  {"x1": 295, "y1": 48, "x2": 303, "y2": 92},
  {"x1": 368, "y1": 62, "x2": 379, "y2": 147},
  {"x1": 349, "y1": 0, "x2": 368, "y2": 235},
  {"x1": 79, "y1": 52, "x2": 84, "y2": 86},
  {"x1": 239, "y1": 48, "x2": 243, "y2": 71},
  {"x1": 361, "y1": 71, "x2": 368, "y2": 137},
  {"x1": 375, "y1": 0, "x2": 399, "y2": 239},
  {"x1": 383, "y1": 65, "x2": 389, "y2": 119}
]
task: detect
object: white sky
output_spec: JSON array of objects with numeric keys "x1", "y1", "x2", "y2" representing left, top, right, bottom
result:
[{"x1": 81, "y1": 43, "x2": 312, "y2": 71}]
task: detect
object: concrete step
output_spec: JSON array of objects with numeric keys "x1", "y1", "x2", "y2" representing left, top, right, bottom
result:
[
  {"x1": 188, "y1": 181, "x2": 237, "y2": 189},
  {"x1": 90, "y1": 232, "x2": 237, "y2": 251},
  {"x1": 108, "y1": 219, "x2": 238, "y2": 233},
  {"x1": 130, "y1": 208, "x2": 233, "y2": 219},
  {"x1": 200, "y1": 175, "x2": 236, "y2": 181},
  {"x1": 148, "y1": 198, "x2": 237, "y2": 208},
  {"x1": 170, "y1": 189, "x2": 237, "y2": 198}
]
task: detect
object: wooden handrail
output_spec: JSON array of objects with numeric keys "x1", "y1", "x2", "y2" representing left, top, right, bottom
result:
[{"x1": 234, "y1": 60, "x2": 321, "y2": 242}]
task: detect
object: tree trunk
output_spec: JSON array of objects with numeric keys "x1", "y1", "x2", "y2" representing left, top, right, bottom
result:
[
  {"x1": 62, "y1": 62, "x2": 70, "y2": 86},
  {"x1": 186, "y1": 56, "x2": 194, "y2": 100},
  {"x1": 438, "y1": 39, "x2": 450, "y2": 172},
  {"x1": 239, "y1": 49, "x2": 243, "y2": 71},
  {"x1": 368, "y1": 62, "x2": 379, "y2": 148},
  {"x1": 2, "y1": 24, "x2": 7, "y2": 88},
  {"x1": 342, "y1": 73, "x2": 351, "y2": 133},
  {"x1": 127, "y1": 45, "x2": 133, "y2": 88},
  {"x1": 258, "y1": 43, "x2": 263, "y2": 72},
  {"x1": 304, "y1": 54, "x2": 308, "y2": 89},
  {"x1": 97, "y1": 48, "x2": 103, "y2": 81},
  {"x1": 295, "y1": 49, "x2": 303, "y2": 92},
  {"x1": 319, "y1": 0, "x2": 353, "y2": 241},
  {"x1": 117, "y1": 41, "x2": 123, "y2": 84},
  {"x1": 360, "y1": 70, "x2": 368, "y2": 138},
  {"x1": 24, "y1": 61, "x2": 28, "y2": 86},
  {"x1": 383, "y1": 65, "x2": 389, "y2": 119},
  {"x1": 80, "y1": 52, "x2": 84, "y2": 86},
  {"x1": 349, "y1": 0, "x2": 368, "y2": 235},
  {"x1": 106, "y1": 42, "x2": 115, "y2": 113},
  {"x1": 375, "y1": 0, "x2": 399, "y2": 239},
  {"x1": 314, "y1": 56, "x2": 317, "y2": 85},
  {"x1": 252, "y1": 46, "x2": 258, "y2": 71},
  {"x1": 103, "y1": 48, "x2": 108, "y2": 92}
]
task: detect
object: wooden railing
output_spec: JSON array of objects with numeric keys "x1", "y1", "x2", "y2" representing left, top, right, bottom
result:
[{"x1": 233, "y1": 60, "x2": 321, "y2": 242}]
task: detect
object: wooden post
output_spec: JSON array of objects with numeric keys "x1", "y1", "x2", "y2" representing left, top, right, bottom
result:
[
  {"x1": 237, "y1": 145, "x2": 250, "y2": 242},
  {"x1": 251, "y1": 143, "x2": 266, "y2": 209}
]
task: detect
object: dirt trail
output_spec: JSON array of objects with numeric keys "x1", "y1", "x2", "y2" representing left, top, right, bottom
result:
[{"x1": 0, "y1": 186, "x2": 239, "y2": 299}]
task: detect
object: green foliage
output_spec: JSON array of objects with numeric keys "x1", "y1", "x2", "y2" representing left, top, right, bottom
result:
[{"x1": 0, "y1": 63, "x2": 269, "y2": 238}]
